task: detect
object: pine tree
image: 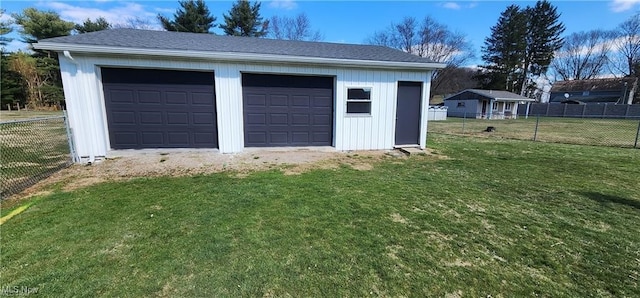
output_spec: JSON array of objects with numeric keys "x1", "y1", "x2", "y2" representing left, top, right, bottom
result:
[
  {"x1": 520, "y1": 0, "x2": 564, "y2": 95},
  {"x1": 158, "y1": 0, "x2": 216, "y2": 33},
  {"x1": 480, "y1": 1, "x2": 564, "y2": 95},
  {"x1": 480, "y1": 5, "x2": 527, "y2": 93},
  {"x1": 220, "y1": 0, "x2": 267, "y2": 37},
  {"x1": 12, "y1": 8, "x2": 74, "y2": 44},
  {"x1": 1, "y1": 52, "x2": 27, "y2": 109},
  {"x1": 75, "y1": 17, "x2": 111, "y2": 34},
  {"x1": 10, "y1": 8, "x2": 73, "y2": 109}
]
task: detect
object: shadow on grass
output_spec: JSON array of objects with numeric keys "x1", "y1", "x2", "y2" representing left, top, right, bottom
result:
[{"x1": 580, "y1": 191, "x2": 640, "y2": 210}]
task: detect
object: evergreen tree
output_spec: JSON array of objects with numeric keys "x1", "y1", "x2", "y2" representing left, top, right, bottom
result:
[
  {"x1": 520, "y1": 0, "x2": 564, "y2": 95},
  {"x1": 1, "y1": 52, "x2": 27, "y2": 109},
  {"x1": 10, "y1": 8, "x2": 72, "y2": 109},
  {"x1": 480, "y1": 5, "x2": 527, "y2": 93},
  {"x1": 158, "y1": 0, "x2": 216, "y2": 33},
  {"x1": 220, "y1": 0, "x2": 267, "y2": 37},
  {"x1": 12, "y1": 8, "x2": 74, "y2": 44},
  {"x1": 75, "y1": 17, "x2": 111, "y2": 34},
  {"x1": 480, "y1": 1, "x2": 564, "y2": 96}
]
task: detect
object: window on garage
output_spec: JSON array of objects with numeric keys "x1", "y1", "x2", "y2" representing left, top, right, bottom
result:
[{"x1": 346, "y1": 87, "x2": 372, "y2": 114}]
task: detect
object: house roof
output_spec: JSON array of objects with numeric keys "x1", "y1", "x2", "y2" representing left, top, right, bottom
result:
[
  {"x1": 444, "y1": 89, "x2": 535, "y2": 102},
  {"x1": 550, "y1": 77, "x2": 638, "y2": 92},
  {"x1": 34, "y1": 29, "x2": 446, "y2": 70}
]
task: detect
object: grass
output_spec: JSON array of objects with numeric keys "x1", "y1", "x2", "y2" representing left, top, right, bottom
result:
[
  {"x1": 0, "y1": 110, "x2": 63, "y2": 122},
  {"x1": 0, "y1": 113, "x2": 71, "y2": 198},
  {"x1": 429, "y1": 117, "x2": 640, "y2": 147},
  {"x1": 1, "y1": 135, "x2": 639, "y2": 296}
]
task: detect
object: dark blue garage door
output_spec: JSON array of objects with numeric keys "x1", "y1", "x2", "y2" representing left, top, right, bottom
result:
[
  {"x1": 102, "y1": 68, "x2": 217, "y2": 149},
  {"x1": 242, "y1": 74, "x2": 334, "y2": 147}
]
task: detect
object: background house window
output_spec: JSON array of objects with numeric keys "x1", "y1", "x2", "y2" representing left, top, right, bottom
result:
[
  {"x1": 457, "y1": 102, "x2": 465, "y2": 108},
  {"x1": 346, "y1": 87, "x2": 371, "y2": 114},
  {"x1": 505, "y1": 102, "x2": 512, "y2": 111},
  {"x1": 492, "y1": 101, "x2": 498, "y2": 110}
]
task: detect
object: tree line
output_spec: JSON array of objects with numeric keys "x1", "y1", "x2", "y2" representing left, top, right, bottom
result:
[{"x1": 1, "y1": 0, "x2": 639, "y2": 110}]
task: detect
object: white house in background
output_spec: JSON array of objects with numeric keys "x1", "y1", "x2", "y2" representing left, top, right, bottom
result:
[
  {"x1": 443, "y1": 89, "x2": 535, "y2": 119},
  {"x1": 34, "y1": 29, "x2": 445, "y2": 163}
]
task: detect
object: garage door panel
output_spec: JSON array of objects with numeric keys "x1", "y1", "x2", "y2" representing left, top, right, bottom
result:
[
  {"x1": 141, "y1": 132, "x2": 164, "y2": 145},
  {"x1": 139, "y1": 112, "x2": 163, "y2": 124},
  {"x1": 270, "y1": 95, "x2": 288, "y2": 107},
  {"x1": 194, "y1": 132, "x2": 215, "y2": 144},
  {"x1": 246, "y1": 113, "x2": 266, "y2": 125},
  {"x1": 192, "y1": 112, "x2": 214, "y2": 125},
  {"x1": 113, "y1": 132, "x2": 137, "y2": 146},
  {"x1": 165, "y1": 92, "x2": 188, "y2": 104},
  {"x1": 242, "y1": 74, "x2": 333, "y2": 147},
  {"x1": 192, "y1": 93, "x2": 214, "y2": 105},
  {"x1": 270, "y1": 132, "x2": 288, "y2": 144},
  {"x1": 270, "y1": 114, "x2": 288, "y2": 125},
  {"x1": 292, "y1": 96, "x2": 310, "y2": 107},
  {"x1": 292, "y1": 114, "x2": 309, "y2": 125},
  {"x1": 313, "y1": 114, "x2": 332, "y2": 125},
  {"x1": 313, "y1": 96, "x2": 332, "y2": 107},
  {"x1": 138, "y1": 91, "x2": 162, "y2": 104},
  {"x1": 313, "y1": 132, "x2": 331, "y2": 142},
  {"x1": 109, "y1": 90, "x2": 135, "y2": 103},
  {"x1": 246, "y1": 94, "x2": 267, "y2": 107},
  {"x1": 111, "y1": 111, "x2": 136, "y2": 124},
  {"x1": 246, "y1": 132, "x2": 267, "y2": 144},
  {"x1": 167, "y1": 132, "x2": 189, "y2": 144},
  {"x1": 102, "y1": 68, "x2": 217, "y2": 149},
  {"x1": 167, "y1": 112, "x2": 188, "y2": 125}
]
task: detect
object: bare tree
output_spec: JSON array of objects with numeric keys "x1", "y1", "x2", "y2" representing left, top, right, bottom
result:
[
  {"x1": 365, "y1": 16, "x2": 474, "y2": 96},
  {"x1": 269, "y1": 13, "x2": 322, "y2": 41},
  {"x1": 113, "y1": 17, "x2": 158, "y2": 30},
  {"x1": 551, "y1": 30, "x2": 614, "y2": 80},
  {"x1": 610, "y1": 13, "x2": 640, "y2": 76}
]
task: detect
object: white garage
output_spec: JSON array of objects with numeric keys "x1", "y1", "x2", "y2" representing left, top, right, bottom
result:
[{"x1": 34, "y1": 29, "x2": 445, "y2": 162}]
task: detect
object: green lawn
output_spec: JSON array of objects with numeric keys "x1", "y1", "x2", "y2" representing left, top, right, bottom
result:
[
  {"x1": 1, "y1": 135, "x2": 639, "y2": 296},
  {"x1": 0, "y1": 116, "x2": 71, "y2": 198},
  {"x1": 429, "y1": 117, "x2": 640, "y2": 148}
]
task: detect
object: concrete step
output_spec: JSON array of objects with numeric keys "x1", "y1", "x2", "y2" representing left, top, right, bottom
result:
[{"x1": 395, "y1": 146, "x2": 424, "y2": 156}]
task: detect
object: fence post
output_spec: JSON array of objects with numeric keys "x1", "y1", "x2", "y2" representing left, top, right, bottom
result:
[
  {"x1": 635, "y1": 119, "x2": 640, "y2": 149},
  {"x1": 462, "y1": 112, "x2": 466, "y2": 134},
  {"x1": 63, "y1": 110, "x2": 78, "y2": 163},
  {"x1": 533, "y1": 115, "x2": 540, "y2": 141}
]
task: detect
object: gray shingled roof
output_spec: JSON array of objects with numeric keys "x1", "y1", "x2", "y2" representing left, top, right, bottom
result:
[
  {"x1": 444, "y1": 89, "x2": 534, "y2": 101},
  {"x1": 37, "y1": 29, "x2": 438, "y2": 64},
  {"x1": 551, "y1": 77, "x2": 637, "y2": 92}
]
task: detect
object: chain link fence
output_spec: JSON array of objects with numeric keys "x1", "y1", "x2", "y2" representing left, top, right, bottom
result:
[
  {"x1": 1, "y1": 114, "x2": 75, "y2": 199},
  {"x1": 428, "y1": 113, "x2": 640, "y2": 148}
]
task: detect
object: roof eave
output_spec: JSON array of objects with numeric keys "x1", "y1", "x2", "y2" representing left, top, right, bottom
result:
[
  {"x1": 494, "y1": 97, "x2": 535, "y2": 102},
  {"x1": 34, "y1": 42, "x2": 447, "y2": 71}
]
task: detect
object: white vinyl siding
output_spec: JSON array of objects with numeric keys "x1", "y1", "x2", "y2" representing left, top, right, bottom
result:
[{"x1": 58, "y1": 54, "x2": 432, "y2": 160}]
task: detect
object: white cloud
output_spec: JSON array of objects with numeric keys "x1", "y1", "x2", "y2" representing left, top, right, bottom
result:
[
  {"x1": 610, "y1": 0, "x2": 640, "y2": 12},
  {"x1": 269, "y1": 0, "x2": 298, "y2": 10},
  {"x1": 0, "y1": 12, "x2": 13, "y2": 23},
  {"x1": 442, "y1": 2, "x2": 461, "y2": 10},
  {"x1": 440, "y1": 2, "x2": 478, "y2": 10},
  {"x1": 39, "y1": 1, "x2": 159, "y2": 28}
]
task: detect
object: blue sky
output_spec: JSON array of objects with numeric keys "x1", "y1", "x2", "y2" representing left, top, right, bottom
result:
[{"x1": 1, "y1": 0, "x2": 639, "y2": 66}]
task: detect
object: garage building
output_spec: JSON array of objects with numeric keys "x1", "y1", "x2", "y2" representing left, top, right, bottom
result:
[{"x1": 34, "y1": 29, "x2": 445, "y2": 162}]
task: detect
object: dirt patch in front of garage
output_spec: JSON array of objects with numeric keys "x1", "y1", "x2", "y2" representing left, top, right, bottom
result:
[{"x1": 13, "y1": 149, "x2": 410, "y2": 198}]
